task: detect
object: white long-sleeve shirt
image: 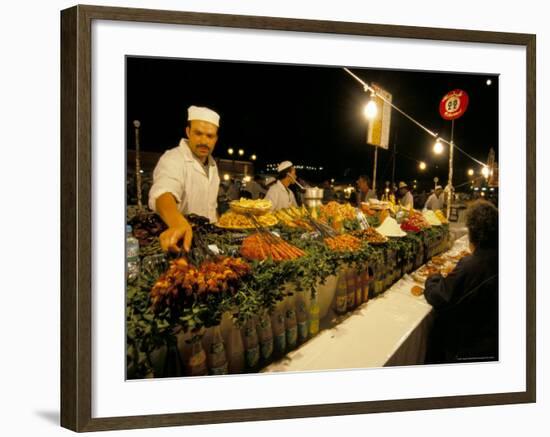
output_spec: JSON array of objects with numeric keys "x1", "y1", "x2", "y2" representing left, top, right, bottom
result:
[
  {"x1": 264, "y1": 180, "x2": 297, "y2": 211},
  {"x1": 424, "y1": 193, "x2": 445, "y2": 211},
  {"x1": 399, "y1": 191, "x2": 414, "y2": 209},
  {"x1": 148, "y1": 139, "x2": 220, "y2": 222}
]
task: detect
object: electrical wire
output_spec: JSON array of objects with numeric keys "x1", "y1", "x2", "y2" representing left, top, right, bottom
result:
[{"x1": 343, "y1": 67, "x2": 488, "y2": 168}]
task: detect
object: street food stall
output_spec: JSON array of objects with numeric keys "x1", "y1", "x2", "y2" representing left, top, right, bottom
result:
[{"x1": 126, "y1": 198, "x2": 464, "y2": 379}]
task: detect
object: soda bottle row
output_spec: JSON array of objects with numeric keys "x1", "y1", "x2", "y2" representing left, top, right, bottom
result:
[
  {"x1": 179, "y1": 292, "x2": 321, "y2": 376},
  {"x1": 334, "y1": 267, "x2": 370, "y2": 316}
]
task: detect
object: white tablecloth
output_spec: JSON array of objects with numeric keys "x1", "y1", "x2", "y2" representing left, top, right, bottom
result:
[{"x1": 263, "y1": 234, "x2": 470, "y2": 372}]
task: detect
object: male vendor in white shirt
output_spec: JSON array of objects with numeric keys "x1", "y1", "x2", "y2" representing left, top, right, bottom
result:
[
  {"x1": 264, "y1": 161, "x2": 298, "y2": 211},
  {"x1": 148, "y1": 105, "x2": 221, "y2": 253},
  {"x1": 424, "y1": 185, "x2": 445, "y2": 211}
]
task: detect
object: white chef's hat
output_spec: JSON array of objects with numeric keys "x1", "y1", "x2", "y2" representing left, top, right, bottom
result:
[
  {"x1": 435, "y1": 185, "x2": 443, "y2": 190},
  {"x1": 187, "y1": 105, "x2": 220, "y2": 127},
  {"x1": 277, "y1": 161, "x2": 293, "y2": 172}
]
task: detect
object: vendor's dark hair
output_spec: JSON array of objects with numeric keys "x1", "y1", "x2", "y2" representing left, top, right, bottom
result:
[
  {"x1": 277, "y1": 167, "x2": 293, "y2": 180},
  {"x1": 465, "y1": 200, "x2": 498, "y2": 249}
]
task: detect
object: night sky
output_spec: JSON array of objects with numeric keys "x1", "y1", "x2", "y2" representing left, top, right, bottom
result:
[{"x1": 126, "y1": 56, "x2": 498, "y2": 191}]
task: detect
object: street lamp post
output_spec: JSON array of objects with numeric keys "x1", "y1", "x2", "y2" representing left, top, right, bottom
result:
[
  {"x1": 446, "y1": 121, "x2": 455, "y2": 220},
  {"x1": 133, "y1": 120, "x2": 143, "y2": 212},
  {"x1": 364, "y1": 96, "x2": 378, "y2": 191}
]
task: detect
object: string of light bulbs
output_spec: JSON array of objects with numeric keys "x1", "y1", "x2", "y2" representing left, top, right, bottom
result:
[{"x1": 343, "y1": 67, "x2": 488, "y2": 169}]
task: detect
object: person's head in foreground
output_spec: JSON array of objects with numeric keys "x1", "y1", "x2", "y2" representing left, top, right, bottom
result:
[{"x1": 465, "y1": 199, "x2": 498, "y2": 251}]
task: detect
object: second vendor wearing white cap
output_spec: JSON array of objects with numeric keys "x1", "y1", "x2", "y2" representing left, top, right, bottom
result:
[
  {"x1": 424, "y1": 185, "x2": 445, "y2": 211},
  {"x1": 397, "y1": 181, "x2": 414, "y2": 209},
  {"x1": 148, "y1": 105, "x2": 221, "y2": 253},
  {"x1": 264, "y1": 161, "x2": 298, "y2": 211}
]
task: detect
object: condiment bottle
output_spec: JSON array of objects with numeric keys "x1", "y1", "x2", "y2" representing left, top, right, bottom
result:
[
  {"x1": 257, "y1": 311, "x2": 274, "y2": 362},
  {"x1": 308, "y1": 292, "x2": 320, "y2": 336},
  {"x1": 242, "y1": 318, "x2": 260, "y2": 370},
  {"x1": 353, "y1": 269, "x2": 363, "y2": 306},
  {"x1": 226, "y1": 322, "x2": 245, "y2": 374},
  {"x1": 208, "y1": 325, "x2": 228, "y2": 375},
  {"x1": 346, "y1": 268, "x2": 357, "y2": 311},
  {"x1": 334, "y1": 272, "x2": 348, "y2": 315},
  {"x1": 285, "y1": 305, "x2": 298, "y2": 351},
  {"x1": 361, "y1": 269, "x2": 370, "y2": 304},
  {"x1": 185, "y1": 335, "x2": 208, "y2": 377},
  {"x1": 271, "y1": 308, "x2": 286, "y2": 358},
  {"x1": 296, "y1": 295, "x2": 309, "y2": 344}
]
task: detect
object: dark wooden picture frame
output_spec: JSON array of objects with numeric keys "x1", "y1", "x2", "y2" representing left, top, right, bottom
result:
[{"x1": 60, "y1": 4, "x2": 536, "y2": 432}]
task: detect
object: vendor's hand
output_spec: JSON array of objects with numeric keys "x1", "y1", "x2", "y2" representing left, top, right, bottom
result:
[{"x1": 159, "y1": 222, "x2": 193, "y2": 253}]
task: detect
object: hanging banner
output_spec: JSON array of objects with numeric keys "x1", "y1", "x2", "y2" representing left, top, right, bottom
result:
[
  {"x1": 439, "y1": 89, "x2": 469, "y2": 120},
  {"x1": 367, "y1": 83, "x2": 392, "y2": 149}
]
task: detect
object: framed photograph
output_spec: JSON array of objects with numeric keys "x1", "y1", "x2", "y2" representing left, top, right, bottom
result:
[{"x1": 60, "y1": 4, "x2": 536, "y2": 432}]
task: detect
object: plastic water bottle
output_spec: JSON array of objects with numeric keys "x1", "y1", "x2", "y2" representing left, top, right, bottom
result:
[{"x1": 126, "y1": 225, "x2": 140, "y2": 283}]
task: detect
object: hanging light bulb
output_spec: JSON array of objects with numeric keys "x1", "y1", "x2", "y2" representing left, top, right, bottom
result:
[
  {"x1": 481, "y1": 166, "x2": 490, "y2": 178},
  {"x1": 364, "y1": 93, "x2": 378, "y2": 120},
  {"x1": 433, "y1": 139, "x2": 444, "y2": 155},
  {"x1": 467, "y1": 168, "x2": 474, "y2": 176},
  {"x1": 418, "y1": 161, "x2": 427, "y2": 171}
]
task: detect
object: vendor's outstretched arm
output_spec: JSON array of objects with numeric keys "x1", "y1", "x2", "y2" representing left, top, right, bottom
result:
[{"x1": 156, "y1": 193, "x2": 193, "y2": 253}]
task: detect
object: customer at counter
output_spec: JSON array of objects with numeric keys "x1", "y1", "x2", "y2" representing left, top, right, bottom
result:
[{"x1": 424, "y1": 200, "x2": 498, "y2": 364}]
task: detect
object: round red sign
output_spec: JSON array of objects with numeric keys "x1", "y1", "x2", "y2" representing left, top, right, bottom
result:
[{"x1": 439, "y1": 89, "x2": 469, "y2": 120}]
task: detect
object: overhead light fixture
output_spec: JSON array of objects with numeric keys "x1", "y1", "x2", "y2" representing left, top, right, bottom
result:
[
  {"x1": 433, "y1": 140, "x2": 444, "y2": 155},
  {"x1": 363, "y1": 92, "x2": 378, "y2": 120}
]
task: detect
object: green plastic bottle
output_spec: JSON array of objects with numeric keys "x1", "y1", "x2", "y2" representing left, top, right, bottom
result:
[{"x1": 309, "y1": 293, "x2": 320, "y2": 336}]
